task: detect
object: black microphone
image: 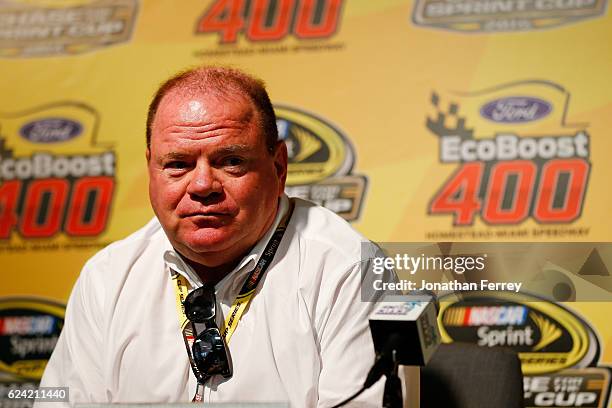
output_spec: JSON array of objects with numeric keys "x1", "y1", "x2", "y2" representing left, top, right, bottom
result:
[
  {"x1": 366, "y1": 294, "x2": 441, "y2": 388},
  {"x1": 369, "y1": 294, "x2": 440, "y2": 364},
  {"x1": 331, "y1": 294, "x2": 441, "y2": 408}
]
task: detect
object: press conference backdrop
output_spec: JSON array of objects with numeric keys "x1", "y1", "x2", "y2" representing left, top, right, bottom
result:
[{"x1": 1, "y1": 1, "x2": 611, "y2": 406}]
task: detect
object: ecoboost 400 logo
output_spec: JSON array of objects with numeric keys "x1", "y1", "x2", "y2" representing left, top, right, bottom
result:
[
  {"x1": 275, "y1": 105, "x2": 367, "y2": 221},
  {"x1": 196, "y1": 0, "x2": 344, "y2": 43},
  {"x1": 0, "y1": 102, "x2": 115, "y2": 240},
  {"x1": 0, "y1": 0, "x2": 139, "y2": 58},
  {"x1": 427, "y1": 80, "x2": 591, "y2": 226}
]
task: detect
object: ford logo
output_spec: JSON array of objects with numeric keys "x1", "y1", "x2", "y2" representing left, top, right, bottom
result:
[
  {"x1": 20, "y1": 118, "x2": 83, "y2": 143},
  {"x1": 480, "y1": 97, "x2": 552, "y2": 123}
]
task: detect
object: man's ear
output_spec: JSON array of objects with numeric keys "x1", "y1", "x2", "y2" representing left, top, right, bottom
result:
[
  {"x1": 273, "y1": 140, "x2": 288, "y2": 195},
  {"x1": 146, "y1": 147, "x2": 151, "y2": 163}
]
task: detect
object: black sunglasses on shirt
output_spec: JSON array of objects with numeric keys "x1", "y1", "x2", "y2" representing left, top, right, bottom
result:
[{"x1": 183, "y1": 284, "x2": 232, "y2": 383}]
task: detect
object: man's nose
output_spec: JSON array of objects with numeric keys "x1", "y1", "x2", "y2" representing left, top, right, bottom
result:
[{"x1": 186, "y1": 161, "x2": 223, "y2": 197}]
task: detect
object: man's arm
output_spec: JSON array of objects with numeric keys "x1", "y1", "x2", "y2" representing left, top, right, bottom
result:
[
  {"x1": 317, "y1": 256, "x2": 396, "y2": 407},
  {"x1": 36, "y1": 254, "x2": 107, "y2": 407}
]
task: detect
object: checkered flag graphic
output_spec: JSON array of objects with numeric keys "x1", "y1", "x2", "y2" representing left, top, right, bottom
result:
[{"x1": 426, "y1": 92, "x2": 474, "y2": 139}]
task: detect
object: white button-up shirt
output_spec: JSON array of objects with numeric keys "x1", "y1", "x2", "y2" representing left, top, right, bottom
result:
[{"x1": 39, "y1": 196, "x2": 393, "y2": 407}]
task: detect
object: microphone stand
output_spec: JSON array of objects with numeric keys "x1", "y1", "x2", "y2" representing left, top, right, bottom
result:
[{"x1": 383, "y1": 350, "x2": 403, "y2": 408}]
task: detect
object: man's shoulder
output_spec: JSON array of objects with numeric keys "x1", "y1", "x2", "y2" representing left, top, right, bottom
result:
[
  {"x1": 83, "y1": 217, "x2": 167, "y2": 272},
  {"x1": 290, "y1": 197, "x2": 379, "y2": 260},
  {"x1": 67, "y1": 218, "x2": 168, "y2": 316}
]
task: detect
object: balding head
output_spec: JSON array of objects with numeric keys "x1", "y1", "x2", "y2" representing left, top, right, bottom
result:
[{"x1": 146, "y1": 66, "x2": 278, "y2": 152}]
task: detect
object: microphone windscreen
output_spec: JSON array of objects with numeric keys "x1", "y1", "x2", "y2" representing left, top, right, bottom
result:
[{"x1": 368, "y1": 294, "x2": 441, "y2": 366}]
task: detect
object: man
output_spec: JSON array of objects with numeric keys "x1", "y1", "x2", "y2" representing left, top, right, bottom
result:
[{"x1": 39, "y1": 66, "x2": 392, "y2": 406}]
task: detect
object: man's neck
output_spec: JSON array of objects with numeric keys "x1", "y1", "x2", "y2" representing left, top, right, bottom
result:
[{"x1": 185, "y1": 257, "x2": 240, "y2": 286}]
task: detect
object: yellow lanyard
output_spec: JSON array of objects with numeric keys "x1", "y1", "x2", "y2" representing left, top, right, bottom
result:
[{"x1": 171, "y1": 270, "x2": 246, "y2": 343}]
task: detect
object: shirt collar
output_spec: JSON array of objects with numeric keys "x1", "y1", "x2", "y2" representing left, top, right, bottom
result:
[{"x1": 163, "y1": 194, "x2": 290, "y2": 292}]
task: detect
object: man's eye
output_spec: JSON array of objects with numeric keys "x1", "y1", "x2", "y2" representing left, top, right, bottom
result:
[
  {"x1": 222, "y1": 157, "x2": 245, "y2": 167},
  {"x1": 165, "y1": 161, "x2": 189, "y2": 169}
]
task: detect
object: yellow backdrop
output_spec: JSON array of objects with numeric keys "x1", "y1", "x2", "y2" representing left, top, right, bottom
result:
[{"x1": 1, "y1": 0, "x2": 611, "y2": 405}]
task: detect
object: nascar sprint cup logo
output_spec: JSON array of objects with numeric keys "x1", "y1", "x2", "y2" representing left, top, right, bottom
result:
[
  {"x1": 0, "y1": 298, "x2": 65, "y2": 380},
  {"x1": 438, "y1": 291, "x2": 599, "y2": 374},
  {"x1": 412, "y1": 0, "x2": 607, "y2": 32},
  {"x1": 427, "y1": 80, "x2": 591, "y2": 226},
  {"x1": 275, "y1": 105, "x2": 367, "y2": 221},
  {"x1": 0, "y1": 0, "x2": 139, "y2": 58},
  {"x1": 0, "y1": 103, "x2": 115, "y2": 239}
]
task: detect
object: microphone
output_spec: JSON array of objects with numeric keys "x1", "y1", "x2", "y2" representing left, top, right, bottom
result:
[
  {"x1": 367, "y1": 294, "x2": 441, "y2": 406},
  {"x1": 368, "y1": 294, "x2": 440, "y2": 367},
  {"x1": 331, "y1": 294, "x2": 440, "y2": 408}
]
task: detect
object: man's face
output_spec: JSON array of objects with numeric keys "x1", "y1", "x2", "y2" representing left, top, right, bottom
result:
[{"x1": 147, "y1": 90, "x2": 287, "y2": 267}]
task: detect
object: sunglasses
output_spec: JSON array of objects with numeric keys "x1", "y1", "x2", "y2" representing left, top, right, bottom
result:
[{"x1": 183, "y1": 284, "x2": 232, "y2": 383}]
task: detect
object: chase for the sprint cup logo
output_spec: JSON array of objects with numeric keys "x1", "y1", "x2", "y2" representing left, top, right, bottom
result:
[
  {"x1": 412, "y1": 0, "x2": 607, "y2": 32},
  {"x1": 427, "y1": 80, "x2": 590, "y2": 227},
  {"x1": 0, "y1": 0, "x2": 139, "y2": 58},
  {"x1": 0, "y1": 102, "x2": 116, "y2": 243},
  {"x1": 275, "y1": 105, "x2": 367, "y2": 221}
]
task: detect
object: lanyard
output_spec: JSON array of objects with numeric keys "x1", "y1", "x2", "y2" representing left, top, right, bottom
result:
[{"x1": 170, "y1": 199, "x2": 295, "y2": 401}]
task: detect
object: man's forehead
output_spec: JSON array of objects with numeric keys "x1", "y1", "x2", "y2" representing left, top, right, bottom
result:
[
  {"x1": 156, "y1": 87, "x2": 256, "y2": 124},
  {"x1": 148, "y1": 87, "x2": 270, "y2": 153}
]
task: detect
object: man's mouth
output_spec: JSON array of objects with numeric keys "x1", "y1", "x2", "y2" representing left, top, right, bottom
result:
[
  {"x1": 183, "y1": 212, "x2": 229, "y2": 218},
  {"x1": 182, "y1": 212, "x2": 233, "y2": 227},
  {"x1": 180, "y1": 206, "x2": 235, "y2": 217}
]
